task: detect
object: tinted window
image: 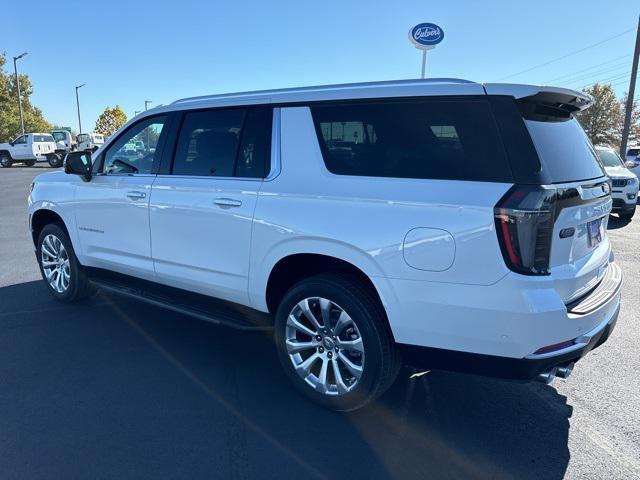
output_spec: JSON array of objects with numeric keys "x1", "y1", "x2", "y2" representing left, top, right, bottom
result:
[
  {"x1": 103, "y1": 116, "x2": 166, "y2": 174},
  {"x1": 235, "y1": 107, "x2": 272, "y2": 178},
  {"x1": 525, "y1": 118, "x2": 605, "y2": 183},
  {"x1": 173, "y1": 109, "x2": 245, "y2": 177},
  {"x1": 311, "y1": 100, "x2": 511, "y2": 182},
  {"x1": 14, "y1": 136, "x2": 26, "y2": 144}
]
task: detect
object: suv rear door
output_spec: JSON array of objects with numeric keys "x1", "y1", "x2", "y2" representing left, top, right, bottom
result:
[{"x1": 149, "y1": 106, "x2": 273, "y2": 305}]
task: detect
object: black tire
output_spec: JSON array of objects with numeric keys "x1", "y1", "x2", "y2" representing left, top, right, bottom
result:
[
  {"x1": 274, "y1": 273, "x2": 399, "y2": 411},
  {"x1": 0, "y1": 154, "x2": 12, "y2": 168},
  {"x1": 37, "y1": 223, "x2": 94, "y2": 302},
  {"x1": 619, "y1": 208, "x2": 635, "y2": 220},
  {"x1": 24, "y1": 160, "x2": 36, "y2": 167},
  {"x1": 47, "y1": 153, "x2": 63, "y2": 168}
]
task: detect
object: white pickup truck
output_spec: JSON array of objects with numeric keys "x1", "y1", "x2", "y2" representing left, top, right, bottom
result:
[{"x1": 0, "y1": 133, "x2": 57, "y2": 168}]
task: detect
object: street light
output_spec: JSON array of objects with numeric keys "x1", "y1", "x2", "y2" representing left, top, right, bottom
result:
[
  {"x1": 144, "y1": 100, "x2": 152, "y2": 111},
  {"x1": 13, "y1": 52, "x2": 28, "y2": 135},
  {"x1": 75, "y1": 84, "x2": 86, "y2": 134}
]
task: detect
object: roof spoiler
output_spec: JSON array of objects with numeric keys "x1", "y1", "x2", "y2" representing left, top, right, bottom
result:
[{"x1": 484, "y1": 83, "x2": 592, "y2": 118}]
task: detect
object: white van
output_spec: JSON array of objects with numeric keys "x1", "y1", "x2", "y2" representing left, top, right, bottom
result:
[{"x1": 29, "y1": 80, "x2": 621, "y2": 411}]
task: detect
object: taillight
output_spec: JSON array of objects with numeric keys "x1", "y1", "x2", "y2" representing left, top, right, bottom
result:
[{"x1": 494, "y1": 185, "x2": 557, "y2": 275}]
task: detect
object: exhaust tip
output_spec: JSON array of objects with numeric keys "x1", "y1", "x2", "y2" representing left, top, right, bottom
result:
[
  {"x1": 536, "y1": 367, "x2": 558, "y2": 385},
  {"x1": 556, "y1": 362, "x2": 575, "y2": 379}
]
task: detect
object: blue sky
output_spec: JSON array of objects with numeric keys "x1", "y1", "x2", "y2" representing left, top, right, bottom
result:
[{"x1": 4, "y1": 0, "x2": 639, "y2": 130}]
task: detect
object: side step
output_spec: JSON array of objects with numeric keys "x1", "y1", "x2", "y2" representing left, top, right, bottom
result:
[{"x1": 89, "y1": 273, "x2": 273, "y2": 331}]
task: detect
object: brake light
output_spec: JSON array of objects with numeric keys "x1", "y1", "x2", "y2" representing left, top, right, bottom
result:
[{"x1": 494, "y1": 185, "x2": 557, "y2": 275}]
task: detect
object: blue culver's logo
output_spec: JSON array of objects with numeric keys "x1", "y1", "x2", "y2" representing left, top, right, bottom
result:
[{"x1": 410, "y1": 23, "x2": 444, "y2": 47}]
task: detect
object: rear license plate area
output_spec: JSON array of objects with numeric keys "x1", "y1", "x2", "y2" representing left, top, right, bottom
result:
[{"x1": 587, "y1": 218, "x2": 603, "y2": 247}]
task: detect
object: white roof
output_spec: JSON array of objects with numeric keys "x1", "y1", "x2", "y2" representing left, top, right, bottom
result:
[{"x1": 130, "y1": 78, "x2": 590, "y2": 123}]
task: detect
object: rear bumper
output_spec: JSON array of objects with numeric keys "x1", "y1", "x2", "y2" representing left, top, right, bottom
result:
[
  {"x1": 396, "y1": 263, "x2": 622, "y2": 381},
  {"x1": 398, "y1": 304, "x2": 618, "y2": 380}
]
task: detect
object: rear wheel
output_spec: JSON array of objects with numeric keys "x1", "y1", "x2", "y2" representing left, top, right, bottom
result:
[
  {"x1": 0, "y1": 154, "x2": 12, "y2": 168},
  {"x1": 47, "y1": 153, "x2": 63, "y2": 168},
  {"x1": 24, "y1": 160, "x2": 36, "y2": 167},
  {"x1": 274, "y1": 273, "x2": 398, "y2": 411},
  {"x1": 37, "y1": 223, "x2": 94, "y2": 302}
]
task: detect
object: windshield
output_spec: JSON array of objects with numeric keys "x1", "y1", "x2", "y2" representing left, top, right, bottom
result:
[
  {"x1": 524, "y1": 118, "x2": 605, "y2": 183},
  {"x1": 52, "y1": 132, "x2": 66, "y2": 142},
  {"x1": 77, "y1": 134, "x2": 89, "y2": 143},
  {"x1": 596, "y1": 148, "x2": 624, "y2": 168}
]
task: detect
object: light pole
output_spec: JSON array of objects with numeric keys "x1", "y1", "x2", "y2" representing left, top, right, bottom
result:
[
  {"x1": 144, "y1": 100, "x2": 152, "y2": 111},
  {"x1": 13, "y1": 52, "x2": 28, "y2": 135},
  {"x1": 75, "y1": 84, "x2": 85, "y2": 134},
  {"x1": 134, "y1": 110, "x2": 141, "y2": 116}
]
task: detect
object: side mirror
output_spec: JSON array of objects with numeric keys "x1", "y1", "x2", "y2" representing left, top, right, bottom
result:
[
  {"x1": 64, "y1": 151, "x2": 92, "y2": 181},
  {"x1": 625, "y1": 160, "x2": 636, "y2": 169}
]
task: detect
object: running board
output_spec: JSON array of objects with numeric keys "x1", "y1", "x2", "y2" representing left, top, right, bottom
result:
[{"x1": 89, "y1": 274, "x2": 273, "y2": 331}]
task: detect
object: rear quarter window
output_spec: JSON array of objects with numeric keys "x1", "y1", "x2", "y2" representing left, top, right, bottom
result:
[
  {"x1": 310, "y1": 99, "x2": 513, "y2": 182},
  {"x1": 33, "y1": 135, "x2": 54, "y2": 142}
]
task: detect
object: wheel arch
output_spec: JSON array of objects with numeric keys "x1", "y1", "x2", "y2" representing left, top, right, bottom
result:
[
  {"x1": 0, "y1": 150, "x2": 12, "y2": 159},
  {"x1": 258, "y1": 246, "x2": 396, "y2": 338},
  {"x1": 31, "y1": 208, "x2": 71, "y2": 248}
]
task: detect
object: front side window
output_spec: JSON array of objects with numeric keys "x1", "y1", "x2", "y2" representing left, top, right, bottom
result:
[
  {"x1": 310, "y1": 100, "x2": 511, "y2": 182},
  {"x1": 13, "y1": 135, "x2": 27, "y2": 144},
  {"x1": 102, "y1": 116, "x2": 166, "y2": 174}
]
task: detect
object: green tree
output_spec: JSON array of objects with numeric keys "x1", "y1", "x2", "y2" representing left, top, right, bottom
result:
[
  {"x1": 0, "y1": 53, "x2": 51, "y2": 141},
  {"x1": 94, "y1": 105, "x2": 127, "y2": 136},
  {"x1": 576, "y1": 83, "x2": 622, "y2": 147}
]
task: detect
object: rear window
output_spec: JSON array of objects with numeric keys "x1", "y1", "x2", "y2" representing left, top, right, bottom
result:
[
  {"x1": 310, "y1": 99, "x2": 512, "y2": 182},
  {"x1": 524, "y1": 118, "x2": 605, "y2": 183},
  {"x1": 34, "y1": 135, "x2": 54, "y2": 142}
]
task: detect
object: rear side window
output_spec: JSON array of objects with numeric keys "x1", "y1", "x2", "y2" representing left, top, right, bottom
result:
[
  {"x1": 524, "y1": 118, "x2": 605, "y2": 183},
  {"x1": 172, "y1": 107, "x2": 271, "y2": 178},
  {"x1": 310, "y1": 99, "x2": 512, "y2": 182}
]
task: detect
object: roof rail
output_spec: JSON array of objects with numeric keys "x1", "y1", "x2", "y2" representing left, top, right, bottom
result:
[{"x1": 170, "y1": 78, "x2": 476, "y2": 106}]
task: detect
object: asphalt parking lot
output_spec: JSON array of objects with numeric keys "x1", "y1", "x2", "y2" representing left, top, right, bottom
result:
[{"x1": 1, "y1": 165, "x2": 639, "y2": 480}]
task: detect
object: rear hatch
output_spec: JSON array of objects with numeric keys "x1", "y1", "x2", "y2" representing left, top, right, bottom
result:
[{"x1": 487, "y1": 85, "x2": 611, "y2": 304}]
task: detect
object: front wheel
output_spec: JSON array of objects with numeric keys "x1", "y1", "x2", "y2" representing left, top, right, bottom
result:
[
  {"x1": 619, "y1": 207, "x2": 636, "y2": 220},
  {"x1": 275, "y1": 273, "x2": 399, "y2": 411},
  {"x1": 37, "y1": 223, "x2": 94, "y2": 302},
  {"x1": 47, "y1": 153, "x2": 63, "y2": 168},
  {"x1": 0, "y1": 154, "x2": 12, "y2": 168}
]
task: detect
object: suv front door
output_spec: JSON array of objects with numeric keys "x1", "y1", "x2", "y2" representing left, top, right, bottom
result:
[
  {"x1": 73, "y1": 116, "x2": 168, "y2": 278},
  {"x1": 149, "y1": 106, "x2": 273, "y2": 305}
]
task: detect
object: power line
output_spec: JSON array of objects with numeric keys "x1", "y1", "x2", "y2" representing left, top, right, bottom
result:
[
  {"x1": 495, "y1": 27, "x2": 635, "y2": 81},
  {"x1": 545, "y1": 54, "x2": 631, "y2": 83},
  {"x1": 578, "y1": 71, "x2": 631, "y2": 89},
  {"x1": 553, "y1": 61, "x2": 629, "y2": 86}
]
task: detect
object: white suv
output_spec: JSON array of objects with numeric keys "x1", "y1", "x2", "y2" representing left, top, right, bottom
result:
[
  {"x1": 595, "y1": 145, "x2": 638, "y2": 220},
  {"x1": 28, "y1": 80, "x2": 621, "y2": 411}
]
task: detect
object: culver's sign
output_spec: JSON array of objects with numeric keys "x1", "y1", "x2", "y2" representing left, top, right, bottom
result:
[{"x1": 409, "y1": 23, "x2": 444, "y2": 49}]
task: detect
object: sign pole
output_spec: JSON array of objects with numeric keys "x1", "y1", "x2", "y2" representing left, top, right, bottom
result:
[{"x1": 409, "y1": 23, "x2": 443, "y2": 80}]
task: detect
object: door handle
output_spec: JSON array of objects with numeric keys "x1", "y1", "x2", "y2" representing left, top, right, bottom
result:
[
  {"x1": 213, "y1": 198, "x2": 242, "y2": 207},
  {"x1": 126, "y1": 191, "x2": 147, "y2": 200}
]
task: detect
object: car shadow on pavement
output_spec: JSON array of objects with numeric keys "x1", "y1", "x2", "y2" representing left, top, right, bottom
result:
[
  {"x1": 0, "y1": 280, "x2": 571, "y2": 480},
  {"x1": 607, "y1": 215, "x2": 632, "y2": 230}
]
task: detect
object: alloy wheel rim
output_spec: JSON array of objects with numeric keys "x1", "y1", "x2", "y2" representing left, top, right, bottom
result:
[
  {"x1": 41, "y1": 234, "x2": 70, "y2": 293},
  {"x1": 285, "y1": 297, "x2": 365, "y2": 396}
]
